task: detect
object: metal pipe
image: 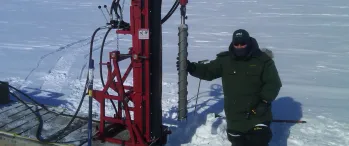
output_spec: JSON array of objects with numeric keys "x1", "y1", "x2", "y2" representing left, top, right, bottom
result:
[
  {"x1": 177, "y1": 24, "x2": 188, "y2": 121},
  {"x1": 178, "y1": 0, "x2": 189, "y2": 121},
  {"x1": 88, "y1": 59, "x2": 94, "y2": 146},
  {"x1": 214, "y1": 113, "x2": 307, "y2": 123},
  {"x1": 180, "y1": 6, "x2": 186, "y2": 24}
]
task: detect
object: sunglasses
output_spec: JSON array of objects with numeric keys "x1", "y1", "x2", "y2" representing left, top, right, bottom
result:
[{"x1": 233, "y1": 41, "x2": 247, "y2": 46}]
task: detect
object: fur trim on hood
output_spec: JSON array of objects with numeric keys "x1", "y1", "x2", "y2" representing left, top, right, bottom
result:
[{"x1": 260, "y1": 48, "x2": 274, "y2": 59}]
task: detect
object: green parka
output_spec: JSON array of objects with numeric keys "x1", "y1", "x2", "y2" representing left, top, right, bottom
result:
[{"x1": 189, "y1": 38, "x2": 282, "y2": 133}]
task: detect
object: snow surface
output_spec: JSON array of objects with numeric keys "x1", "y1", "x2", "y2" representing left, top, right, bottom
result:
[{"x1": 1, "y1": 0, "x2": 349, "y2": 145}]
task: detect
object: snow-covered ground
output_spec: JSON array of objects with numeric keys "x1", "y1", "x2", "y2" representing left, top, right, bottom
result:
[{"x1": 1, "y1": 0, "x2": 349, "y2": 146}]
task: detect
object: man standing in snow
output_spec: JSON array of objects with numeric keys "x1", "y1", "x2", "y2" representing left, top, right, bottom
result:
[{"x1": 177, "y1": 29, "x2": 282, "y2": 146}]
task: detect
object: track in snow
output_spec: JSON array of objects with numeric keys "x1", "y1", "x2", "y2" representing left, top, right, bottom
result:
[
  {"x1": 36, "y1": 28, "x2": 119, "y2": 93},
  {"x1": 23, "y1": 34, "x2": 103, "y2": 83},
  {"x1": 38, "y1": 33, "x2": 104, "y2": 92}
]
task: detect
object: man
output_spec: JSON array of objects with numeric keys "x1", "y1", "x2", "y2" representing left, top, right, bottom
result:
[{"x1": 177, "y1": 29, "x2": 282, "y2": 146}]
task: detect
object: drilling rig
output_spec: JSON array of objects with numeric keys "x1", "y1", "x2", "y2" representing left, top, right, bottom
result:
[
  {"x1": 0, "y1": 1, "x2": 309, "y2": 145},
  {"x1": 0, "y1": 0, "x2": 189, "y2": 146},
  {"x1": 87, "y1": 0, "x2": 189, "y2": 145}
]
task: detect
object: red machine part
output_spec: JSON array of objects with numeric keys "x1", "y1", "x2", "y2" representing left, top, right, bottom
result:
[
  {"x1": 180, "y1": 0, "x2": 188, "y2": 5},
  {"x1": 93, "y1": 50, "x2": 145, "y2": 145},
  {"x1": 91, "y1": 0, "x2": 170, "y2": 146}
]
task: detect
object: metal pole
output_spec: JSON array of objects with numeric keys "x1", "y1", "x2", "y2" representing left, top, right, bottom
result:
[
  {"x1": 177, "y1": 1, "x2": 189, "y2": 121},
  {"x1": 177, "y1": 24, "x2": 188, "y2": 121},
  {"x1": 193, "y1": 60, "x2": 208, "y2": 115},
  {"x1": 214, "y1": 113, "x2": 307, "y2": 123},
  {"x1": 88, "y1": 59, "x2": 94, "y2": 146}
]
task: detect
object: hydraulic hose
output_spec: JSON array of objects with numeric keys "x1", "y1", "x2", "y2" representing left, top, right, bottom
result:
[
  {"x1": 99, "y1": 27, "x2": 112, "y2": 87},
  {"x1": 0, "y1": 81, "x2": 58, "y2": 115},
  {"x1": 2, "y1": 81, "x2": 86, "y2": 143},
  {"x1": 86, "y1": 26, "x2": 108, "y2": 145},
  {"x1": 110, "y1": 0, "x2": 122, "y2": 20},
  {"x1": 0, "y1": 0, "x2": 179, "y2": 143},
  {"x1": 0, "y1": 26, "x2": 106, "y2": 144},
  {"x1": 99, "y1": 27, "x2": 118, "y2": 115},
  {"x1": 42, "y1": 26, "x2": 105, "y2": 143},
  {"x1": 111, "y1": 0, "x2": 179, "y2": 25},
  {"x1": 161, "y1": 0, "x2": 179, "y2": 24}
]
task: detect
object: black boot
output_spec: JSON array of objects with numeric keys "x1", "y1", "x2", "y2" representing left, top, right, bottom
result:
[
  {"x1": 227, "y1": 129, "x2": 245, "y2": 146},
  {"x1": 244, "y1": 123, "x2": 272, "y2": 146}
]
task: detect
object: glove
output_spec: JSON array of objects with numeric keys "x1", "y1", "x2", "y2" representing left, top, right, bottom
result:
[
  {"x1": 251, "y1": 100, "x2": 271, "y2": 117},
  {"x1": 176, "y1": 57, "x2": 195, "y2": 73}
]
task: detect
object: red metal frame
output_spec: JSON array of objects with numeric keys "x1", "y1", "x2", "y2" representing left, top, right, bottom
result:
[{"x1": 91, "y1": 0, "x2": 154, "y2": 145}]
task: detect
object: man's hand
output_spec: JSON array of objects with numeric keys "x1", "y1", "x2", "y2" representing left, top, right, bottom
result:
[
  {"x1": 176, "y1": 57, "x2": 195, "y2": 73},
  {"x1": 251, "y1": 100, "x2": 271, "y2": 117}
]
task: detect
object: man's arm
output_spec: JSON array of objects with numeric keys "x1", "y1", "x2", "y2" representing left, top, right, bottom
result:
[
  {"x1": 188, "y1": 57, "x2": 222, "y2": 81},
  {"x1": 259, "y1": 59, "x2": 282, "y2": 102}
]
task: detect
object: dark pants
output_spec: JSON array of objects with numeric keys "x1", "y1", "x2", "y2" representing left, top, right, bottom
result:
[{"x1": 226, "y1": 122, "x2": 272, "y2": 146}]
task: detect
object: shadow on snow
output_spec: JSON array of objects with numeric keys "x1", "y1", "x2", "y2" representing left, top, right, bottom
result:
[
  {"x1": 163, "y1": 84, "x2": 225, "y2": 146},
  {"x1": 270, "y1": 96, "x2": 303, "y2": 146},
  {"x1": 163, "y1": 83, "x2": 303, "y2": 146},
  {"x1": 4, "y1": 87, "x2": 73, "y2": 110}
]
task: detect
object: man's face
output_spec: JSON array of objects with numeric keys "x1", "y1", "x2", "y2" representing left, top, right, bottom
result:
[{"x1": 233, "y1": 41, "x2": 247, "y2": 49}]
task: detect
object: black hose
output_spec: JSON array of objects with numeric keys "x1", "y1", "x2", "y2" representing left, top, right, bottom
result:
[
  {"x1": 3, "y1": 84, "x2": 48, "y2": 110},
  {"x1": 99, "y1": 28, "x2": 112, "y2": 87},
  {"x1": 43, "y1": 26, "x2": 103, "y2": 143},
  {"x1": 110, "y1": 0, "x2": 117, "y2": 19},
  {"x1": 161, "y1": 0, "x2": 179, "y2": 24},
  {"x1": 0, "y1": 26, "x2": 105, "y2": 144},
  {"x1": 110, "y1": 0, "x2": 121, "y2": 20},
  {"x1": 7, "y1": 92, "x2": 44, "y2": 137},
  {"x1": 117, "y1": 0, "x2": 122, "y2": 20},
  {"x1": 0, "y1": 0, "x2": 178, "y2": 142},
  {"x1": 99, "y1": 27, "x2": 118, "y2": 116},
  {"x1": 111, "y1": 0, "x2": 178, "y2": 25}
]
